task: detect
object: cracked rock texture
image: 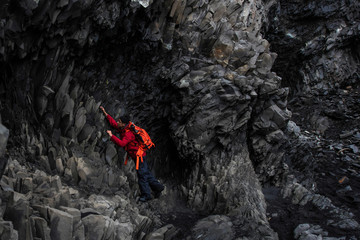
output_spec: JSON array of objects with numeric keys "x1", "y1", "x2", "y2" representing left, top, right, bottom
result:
[
  {"x1": 0, "y1": 0, "x2": 359, "y2": 239},
  {"x1": 265, "y1": 0, "x2": 360, "y2": 95}
]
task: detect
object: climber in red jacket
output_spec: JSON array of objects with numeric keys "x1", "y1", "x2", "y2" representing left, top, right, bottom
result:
[{"x1": 100, "y1": 106, "x2": 164, "y2": 202}]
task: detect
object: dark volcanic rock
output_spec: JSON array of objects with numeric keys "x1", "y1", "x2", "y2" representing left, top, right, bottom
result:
[
  {"x1": 1, "y1": 0, "x2": 358, "y2": 239},
  {"x1": 0, "y1": 119, "x2": 9, "y2": 179},
  {"x1": 0, "y1": 0, "x2": 287, "y2": 238},
  {"x1": 265, "y1": 0, "x2": 360, "y2": 96}
]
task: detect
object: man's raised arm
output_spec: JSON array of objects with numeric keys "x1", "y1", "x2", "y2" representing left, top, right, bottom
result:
[
  {"x1": 100, "y1": 106, "x2": 118, "y2": 129},
  {"x1": 100, "y1": 106, "x2": 108, "y2": 116}
]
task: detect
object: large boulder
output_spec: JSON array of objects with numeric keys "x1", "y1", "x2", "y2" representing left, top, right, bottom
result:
[{"x1": 191, "y1": 215, "x2": 234, "y2": 240}]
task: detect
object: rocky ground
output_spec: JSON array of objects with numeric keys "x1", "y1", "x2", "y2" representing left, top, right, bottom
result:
[{"x1": 265, "y1": 85, "x2": 360, "y2": 239}]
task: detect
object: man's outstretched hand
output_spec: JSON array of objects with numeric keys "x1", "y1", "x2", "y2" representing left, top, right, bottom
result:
[
  {"x1": 106, "y1": 130, "x2": 113, "y2": 137},
  {"x1": 100, "y1": 106, "x2": 108, "y2": 116}
]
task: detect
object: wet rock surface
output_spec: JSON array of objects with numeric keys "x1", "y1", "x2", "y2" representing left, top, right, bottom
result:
[{"x1": 0, "y1": 0, "x2": 359, "y2": 239}]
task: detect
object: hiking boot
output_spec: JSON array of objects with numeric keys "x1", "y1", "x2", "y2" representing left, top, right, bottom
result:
[
  {"x1": 139, "y1": 196, "x2": 152, "y2": 202},
  {"x1": 154, "y1": 187, "x2": 164, "y2": 199}
]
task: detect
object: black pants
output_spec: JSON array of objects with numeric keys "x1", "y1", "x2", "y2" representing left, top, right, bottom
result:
[{"x1": 136, "y1": 157, "x2": 163, "y2": 198}]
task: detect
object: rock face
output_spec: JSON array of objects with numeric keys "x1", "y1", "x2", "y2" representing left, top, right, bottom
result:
[
  {"x1": 0, "y1": 0, "x2": 359, "y2": 239},
  {"x1": 0, "y1": 0, "x2": 285, "y2": 238},
  {"x1": 265, "y1": 0, "x2": 360, "y2": 95},
  {"x1": 0, "y1": 116, "x2": 9, "y2": 179},
  {"x1": 263, "y1": 1, "x2": 360, "y2": 239}
]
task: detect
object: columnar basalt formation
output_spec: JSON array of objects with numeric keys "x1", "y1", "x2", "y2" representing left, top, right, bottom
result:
[{"x1": 2, "y1": 0, "x2": 358, "y2": 239}]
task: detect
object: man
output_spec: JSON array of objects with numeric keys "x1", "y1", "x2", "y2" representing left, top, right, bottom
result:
[{"x1": 100, "y1": 106, "x2": 164, "y2": 202}]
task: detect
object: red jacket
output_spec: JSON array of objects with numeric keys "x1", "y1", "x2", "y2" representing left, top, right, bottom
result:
[{"x1": 106, "y1": 115, "x2": 146, "y2": 160}]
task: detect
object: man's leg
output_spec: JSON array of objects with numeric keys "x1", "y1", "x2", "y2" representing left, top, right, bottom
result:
[
  {"x1": 141, "y1": 159, "x2": 164, "y2": 198},
  {"x1": 137, "y1": 159, "x2": 152, "y2": 201},
  {"x1": 147, "y1": 173, "x2": 164, "y2": 194}
]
